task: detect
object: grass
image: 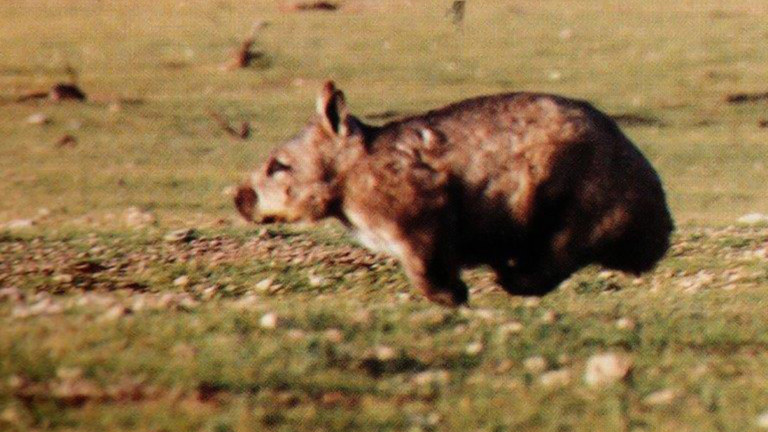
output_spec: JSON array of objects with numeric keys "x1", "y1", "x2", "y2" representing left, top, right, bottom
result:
[{"x1": 2, "y1": 0, "x2": 768, "y2": 430}]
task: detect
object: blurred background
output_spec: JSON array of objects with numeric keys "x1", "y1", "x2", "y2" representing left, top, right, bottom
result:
[{"x1": 2, "y1": 0, "x2": 768, "y2": 228}]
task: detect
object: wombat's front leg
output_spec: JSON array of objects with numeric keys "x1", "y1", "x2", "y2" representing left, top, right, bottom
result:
[{"x1": 399, "y1": 243, "x2": 468, "y2": 307}]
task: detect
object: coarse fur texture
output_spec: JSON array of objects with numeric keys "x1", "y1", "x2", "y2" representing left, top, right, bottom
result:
[{"x1": 236, "y1": 81, "x2": 674, "y2": 306}]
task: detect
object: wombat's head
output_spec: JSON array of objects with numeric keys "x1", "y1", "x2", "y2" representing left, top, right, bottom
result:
[{"x1": 235, "y1": 81, "x2": 366, "y2": 223}]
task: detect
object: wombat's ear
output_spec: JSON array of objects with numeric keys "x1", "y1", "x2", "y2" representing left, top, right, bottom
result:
[
  {"x1": 234, "y1": 184, "x2": 257, "y2": 222},
  {"x1": 316, "y1": 80, "x2": 350, "y2": 136}
]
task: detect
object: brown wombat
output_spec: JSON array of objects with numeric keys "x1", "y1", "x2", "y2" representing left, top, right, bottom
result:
[{"x1": 235, "y1": 81, "x2": 673, "y2": 306}]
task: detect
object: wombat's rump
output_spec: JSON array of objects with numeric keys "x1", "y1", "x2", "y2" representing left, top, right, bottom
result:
[{"x1": 236, "y1": 82, "x2": 673, "y2": 306}]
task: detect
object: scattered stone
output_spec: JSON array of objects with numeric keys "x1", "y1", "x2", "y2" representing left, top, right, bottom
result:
[
  {"x1": 173, "y1": 275, "x2": 190, "y2": 287},
  {"x1": 523, "y1": 356, "x2": 548, "y2": 374},
  {"x1": 584, "y1": 352, "x2": 633, "y2": 387},
  {"x1": 260, "y1": 312, "x2": 279, "y2": 329},
  {"x1": 615, "y1": 317, "x2": 636, "y2": 330},
  {"x1": 255, "y1": 277, "x2": 275, "y2": 293},
  {"x1": 465, "y1": 342, "x2": 484, "y2": 355},
  {"x1": 52, "y1": 273, "x2": 74, "y2": 284},
  {"x1": 307, "y1": 272, "x2": 329, "y2": 287},
  {"x1": 495, "y1": 359, "x2": 514, "y2": 373},
  {"x1": 0, "y1": 287, "x2": 23, "y2": 302},
  {"x1": 539, "y1": 369, "x2": 571, "y2": 388},
  {"x1": 756, "y1": 411, "x2": 768, "y2": 428},
  {"x1": 738, "y1": 213, "x2": 768, "y2": 225},
  {"x1": 221, "y1": 185, "x2": 237, "y2": 197},
  {"x1": 101, "y1": 305, "x2": 132, "y2": 321},
  {"x1": 26, "y1": 113, "x2": 50, "y2": 125},
  {"x1": 412, "y1": 369, "x2": 450, "y2": 387},
  {"x1": 540, "y1": 310, "x2": 558, "y2": 324},
  {"x1": 499, "y1": 321, "x2": 524, "y2": 335},
  {"x1": 5, "y1": 219, "x2": 35, "y2": 230},
  {"x1": 124, "y1": 207, "x2": 155, "y2": 228},
  {"x1": 12, "y1": 297, "x2": 64, "y2": 318},
  {"x1": 642, "y1": 388, "x2": 678, "y2": 406},
  {"x1": 372, "y1": 345, "x2": 397, "y2": 362},
  {"x1": 324, "y1": 328, "x2": 344, "y2": 343},
  {"x1": 163, "y1": 228, "x2": 198, "y2": 243},
  {"x1": 522, "y1": 297, "x2": 540, "y2": 308},
  {"x1": 287, "y1": 329, "x2": 306, "y2": 340}
]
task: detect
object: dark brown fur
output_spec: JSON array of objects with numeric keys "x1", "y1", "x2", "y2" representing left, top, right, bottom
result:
[{"x1": 235, "y1": 81, "x2": 673, "y2": 306}]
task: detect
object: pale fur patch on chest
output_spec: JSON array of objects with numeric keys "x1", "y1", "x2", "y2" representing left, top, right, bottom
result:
[{"x1": 345, "y1": 208, "x2": 406, "y2": 260}]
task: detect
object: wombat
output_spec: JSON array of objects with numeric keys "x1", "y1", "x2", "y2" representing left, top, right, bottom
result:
[{"x1": 235, "y1": 81, "x2": 673, "y2": 306}]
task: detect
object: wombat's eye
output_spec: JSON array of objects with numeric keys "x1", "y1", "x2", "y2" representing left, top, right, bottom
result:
[{"x1": 266, "y1": 158, "x2": 292, "y2": 177}]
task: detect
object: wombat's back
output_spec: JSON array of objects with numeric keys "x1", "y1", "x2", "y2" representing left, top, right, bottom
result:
[{"x1": 369, "y1": 92, "x2": 673, "y2": 273}]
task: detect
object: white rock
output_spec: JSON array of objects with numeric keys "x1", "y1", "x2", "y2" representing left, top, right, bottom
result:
[
  {"x1": 307, "y1": 273, "x2": 329, "y2": 287},
  {"x1": 465, "y1": 342, "x2": 484, "y2": 355},
  {"x1": 260, "y1": 313, "x2": 279, "y2": 329},
  {"x1": 5, "y1": 219, "x2": 35, "y2": 230},
  {"x1": 522, "y1": 297, "x2": 540, "y2": 308},
  {"x1": 173, "y1": 275, "x2": 190, "y2": 287},
  {"x1": 52, "y1": 274, "x2": 74, "y2": 284},
  {"x1": 499, "y1": 321, "x2": 524, "y2": 334},
  {"x1": 584, "y1": 352, "x2": 633, "y2": 387},
  {"x1": 26, "y1": 113, "x2": 50, "y2": 125},
  {"x1": 642, "y1": 388, "x2": 678, "y2": 406},
  {"x1": 255, "y1": 278, "x2": 275, "y2": 293},
  {"x1": 540, "y1": 310, "x2": 558, "y2": 324},
  {"x1": 373, "y1": 345, "x2": 397, "y2": 361},
  {"x1": 412, "y1": 369, "x2": 450, "y2": 387},
  {"x1": 756, "y1": 411, "x2": 768, "y2": 428},
  {"x1": 615, "y1": 318, "x2": 636, "y2": 330},
  {"x1": 738, "y1": 213, "x2": 768, "y2": 225},
  {"x1": 163, "y1": 228, "x2": 197, "y2": 243}
]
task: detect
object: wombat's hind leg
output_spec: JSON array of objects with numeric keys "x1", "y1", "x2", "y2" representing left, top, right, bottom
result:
[{"x1": 400, "y1": 249, "x2": 468, "y2": 307}]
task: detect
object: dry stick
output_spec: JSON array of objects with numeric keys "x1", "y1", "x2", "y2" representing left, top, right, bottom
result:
[
  {"x1": 208, "y1": 110, "x2": 250, "y2": 140},
  {"x1": 227, "y1": 20, "x2": 269, "y2": 69}
]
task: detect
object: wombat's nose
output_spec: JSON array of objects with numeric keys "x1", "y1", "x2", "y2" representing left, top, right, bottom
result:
[{"x1": 234, "y1": 184, "x2": 258, "y2": 222}]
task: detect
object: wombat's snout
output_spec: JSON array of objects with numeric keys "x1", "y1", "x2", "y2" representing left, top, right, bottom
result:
[{"x1": 234, "y1": 184, "x2": 258, "y2": 222}]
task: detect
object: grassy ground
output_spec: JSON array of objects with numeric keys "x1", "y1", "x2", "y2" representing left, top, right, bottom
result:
[{"x1": 2, "y1": 0, "x2": 768, "y2": 431}]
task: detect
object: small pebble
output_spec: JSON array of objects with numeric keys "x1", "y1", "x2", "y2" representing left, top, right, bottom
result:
[
  {"x1": 642, "y1": 388, "x2": 678, "y2": 406},
  {"x1": 173, "y1": 275, "x2": 190, "y2": 287},
  {"x1": 584, "y1": 352, "x2": 633, "y2": 387},
  {"x1": 615, "y1": 317, "x2": 636, "y2": 330},
  {"x1": 539, "y1": 369, "x2": 571, "y2": 388},
  {"x1": 465, "y1": 342, "x2": 484, "y2": 355},
  {"x1": 5, "y1": 219, "x2": 35, "y2": 230},
  {"x1": 164, "y1": 228, "x2": 198, "y2": 243},
  {"x1": 540, "y1": 310, "x2": 558, "y2": 324},
  {"x1": 260, "y1": 313, "x2": 279, "y2": 329},
  {"x1": 26, "y1": 113, "x2": 50, "y2": 125},
  {"x1": 523, "y1": 356, "x2": 548, "y2": 374}
]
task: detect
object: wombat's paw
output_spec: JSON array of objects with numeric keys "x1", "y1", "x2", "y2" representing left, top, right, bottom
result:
[{"x1": 426, "y1": 289, "x2": 468, "y2": 308}]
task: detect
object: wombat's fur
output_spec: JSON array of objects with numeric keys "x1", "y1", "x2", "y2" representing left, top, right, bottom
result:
[{"x1": 235, "y1": 81, "x2": 673, "y2": 306}]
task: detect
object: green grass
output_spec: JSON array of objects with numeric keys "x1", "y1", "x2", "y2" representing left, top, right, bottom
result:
[{"x1": 3, "y1": 0, "x2": 768, "y2": 430}]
